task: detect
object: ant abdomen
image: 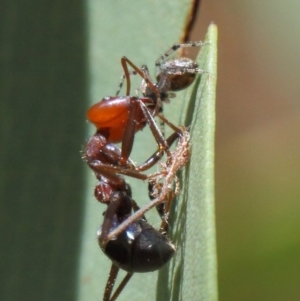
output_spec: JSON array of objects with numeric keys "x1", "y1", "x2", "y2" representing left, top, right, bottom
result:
[{"x1": 98, "y1": 217, "x2": 176, "y2": 273}]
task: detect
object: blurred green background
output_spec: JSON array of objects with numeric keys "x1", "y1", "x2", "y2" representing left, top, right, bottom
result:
[
  {"x1": 1, "y1": 1, "x2": 87, "y2": 301},
  {"x1": 1, "y1": 0, "x2": 300, "y2": 301},
  {"x1": 195, "y1": 1, "x2": 300, "y2": 300}
]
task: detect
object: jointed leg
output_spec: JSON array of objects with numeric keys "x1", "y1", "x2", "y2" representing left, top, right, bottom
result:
[
  {"x1": 121, "y1": 56, "x2": 162, "y2": 115},
  {"x1": 109, "y1": 272, "x2": 133, "y2": 301},
  {"x1": 116, "y1": 65, "x2": 153, "y2": 97},
  {"x1": 119, "y1": 95, "x2": 178, "y2": 170},
  {"x1": 106, "y1": 126, "x2": 190, "y2": 242},
  {"x1": 103, "y1": 264, "x2": 119, "y2": 301}
]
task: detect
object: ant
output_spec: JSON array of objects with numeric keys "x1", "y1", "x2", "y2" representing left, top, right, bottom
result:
[{"x1": 84, "y1": 42, "x2": 206, "y2": 301}]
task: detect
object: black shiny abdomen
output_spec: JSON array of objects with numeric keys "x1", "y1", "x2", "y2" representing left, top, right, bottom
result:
[{"x1": 99, "y1": 219, "x2": 175, "y2": 273}]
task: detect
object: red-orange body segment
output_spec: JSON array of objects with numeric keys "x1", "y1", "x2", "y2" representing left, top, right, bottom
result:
[{"x1": 87, "y1": 96, "x2": 155, "y2": 143}]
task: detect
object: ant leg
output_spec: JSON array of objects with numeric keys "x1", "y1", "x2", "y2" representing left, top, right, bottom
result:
[
  {"x1": 99, "y1": 190, "x2": 132, "y2": 247},
  {"x1": 106, "y1": 126, "x2": 190, "y2": 241},
  {"x1": 119, "y1": 96, "x2": 169, "y2": 167},
  {"x1": 138, "y1": 100, "x2": 169, "y2": 153},
  {"x1": 109, "y1": 273, "x2": 133, "y2": 301},
  {"x1": 116, "y1": 60, "x2": 153, "y2": 97},
  {"x1": 85, "y1": 132, "x2": 148, "y2": 180},
  {"x1": 139, "y1": 65, "x2": 158, "y2": 99},
  {"x1": 119, "y1": 97, "x2": 140, "y2": 165},
  {"x1": 114, "y1": 60, "x2": 165, "y2": 165},
  {"x1": 134, "y1": 107, "x2": 186, "y2": 171},
  {"x1": 99, "y1": 191, "x2": 135, "y2": 301},
  {"x1": 103, "y1": 264, "x2": 119, "y2": 301},
  {"x1": 88, "y1": 159, "x2": 148, "y2": 181},
  {"x1": 131, "y1": 199, "x2": 149, "y2": 223},
  {"x1": 157, "y1": 112, "x2": 184, "y2": 133},
  {"x1": 103, "y1": 264, "x2": 133, "y2": 301},
  {"x1": 136, "y1": 132, "x2": 178, "y2": 172},
  {"x1": 121, "y1": 57, "x2": 162, "y2": 115},
  {"x1": 155, "y1": 41, "x2": 208, "y2": 68},
  {"x1": 88, "y1": 131, "x2": 175, "y2": 181},
  {"x1": 103, "y1": 200, "x2": 146, "y2": 301},
  {"x1": 140, "y1": 64, "x2": 167, "y2": 138}
]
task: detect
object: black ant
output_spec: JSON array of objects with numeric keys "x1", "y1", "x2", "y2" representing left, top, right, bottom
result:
[{"x1": 84, "y1": 42, "x2": 205, "y2": 301}]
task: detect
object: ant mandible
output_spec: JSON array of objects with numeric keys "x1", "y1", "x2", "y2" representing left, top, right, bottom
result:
[{"x1": 84, "y1": 42, "x2": 205, "y2": 301}]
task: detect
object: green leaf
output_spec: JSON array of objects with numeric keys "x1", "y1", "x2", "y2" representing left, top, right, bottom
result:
[{"x1": 156, "y1": 24, "x2": 218, "y2": 301}]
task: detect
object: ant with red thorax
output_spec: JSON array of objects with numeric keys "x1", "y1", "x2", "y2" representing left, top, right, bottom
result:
[{"x1": 84, "y1": 42, "x2": 206, "y2": 301}]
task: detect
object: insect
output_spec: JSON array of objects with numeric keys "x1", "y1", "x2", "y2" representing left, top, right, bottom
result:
[{"x1": 84, "y1": 42, "x2": 205, "y2": 301}]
